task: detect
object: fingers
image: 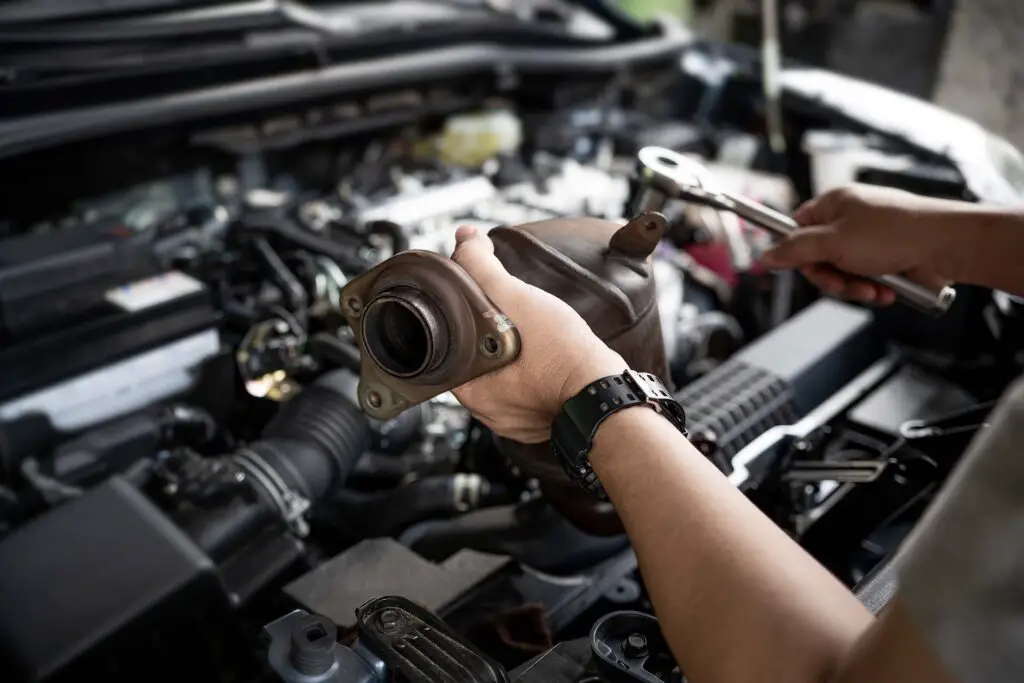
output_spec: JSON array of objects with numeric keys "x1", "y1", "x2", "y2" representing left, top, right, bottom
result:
[
  {"x1": 798, "y1": 264, "x2": 847, "y2": 293},
  {"x1": 793, "y1": 186, "x2": 857, "y2": 226},
  {"x1": 761, "y1": 226, "x2": 837, "y2": 268},
  {"x1": 800, "y1": 265, "x2": 896, "y2": 305},
  {"x1": 451, "y1": 225, "x2": 513, "y2": 295},
  {"x1": 792, "y1": 196, "x2": 825, "y2": 226},
  {"x1": 905, "y1": 266, "x2": 951, "y2": 293}
]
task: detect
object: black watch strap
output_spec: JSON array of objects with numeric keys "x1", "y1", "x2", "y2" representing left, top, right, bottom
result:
[{"x1": 551, "y1": 370, "x2": 687, "y2": 496}]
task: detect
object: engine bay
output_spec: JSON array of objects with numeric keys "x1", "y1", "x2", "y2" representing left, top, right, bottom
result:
[{"x1": 1, "y1": 19, "x2": 1023, "y2": 683}]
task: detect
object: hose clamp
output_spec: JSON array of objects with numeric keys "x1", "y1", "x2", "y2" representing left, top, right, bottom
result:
[
  {"x1": 451, "y1": 473, "x2": 482, "y2": 512},
  {"x1": 234, "y1": 447, "x2": 312, "y2": 537}
]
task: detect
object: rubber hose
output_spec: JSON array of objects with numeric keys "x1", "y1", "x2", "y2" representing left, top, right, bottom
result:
[
  {"x1": 307, "y1": 333, "x2": 362, "y2": 374},
  {"x1": 365, "y1": 220, "x2": 410, "y2": 255},
  {"x1": 351, "y1": 451, "x2": 429, "y2": 480},
  {"x1": 245, "y1": 370, "x2": 371, "y2": 503},
  {"x1": 329, "y1": 474, "x2": 507, "y2": 538},
  {"x1": 178, "y1": 495, "x2": 276, "y2": 562}
]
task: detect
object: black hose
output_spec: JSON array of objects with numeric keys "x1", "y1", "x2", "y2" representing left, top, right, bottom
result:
[
  {"x1": 365, "y1": 220, "x2": 410, "y2": 255},
  {"x1": 252, "y1": 235, "x2": 308, "y2": 315},
  {"x1": 184, "y1": 370, "x2": 371, "y2": 556},
  {"x1": 250, "y1": 370, "x2": 372, "y2": 501},
  {"x1": 246, "y1": 214, "x2": 372, "y2": 273},
  {"x1": 157, "y1": 404, "x2": 220, "y2": 449},
  {"x1": 327, "y1": 474, "x2": 508, "y2": 538},
  {"x1": 307, "y1": 333, "x2": 362, "y2": 374},
  {"x1": 178, "y1": 496, "x2": 277, "y2": 562}
]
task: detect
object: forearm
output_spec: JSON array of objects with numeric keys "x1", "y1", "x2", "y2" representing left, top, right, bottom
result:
[
  {"x1": 590, "y1": 408, "x2": 873, "y2": 683},
  {"x1": 934, "y1": 206, "x2": 1024, "y2": 294}
]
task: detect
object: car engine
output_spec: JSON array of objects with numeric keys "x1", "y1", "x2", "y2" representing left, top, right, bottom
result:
[{"x1": 1, "y1": 5, "x2": 1023, "y2": 682}]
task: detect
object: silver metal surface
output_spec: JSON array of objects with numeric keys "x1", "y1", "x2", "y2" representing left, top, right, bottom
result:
[{"x1": 635, "y1": 146, "x2": 956, "y2": 316}]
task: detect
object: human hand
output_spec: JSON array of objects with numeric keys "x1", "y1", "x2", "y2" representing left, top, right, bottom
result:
[
  {"x1": 450, "y1": 225, "x2": 626, "y2": 443},
  {"x1": 760, "y1": 185, "x2": 956, "y2": 305}
]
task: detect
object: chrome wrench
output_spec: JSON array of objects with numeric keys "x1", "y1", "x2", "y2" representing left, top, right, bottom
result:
[{"x1": 632, "y1": 146, "x2": 956, "y2": 316}]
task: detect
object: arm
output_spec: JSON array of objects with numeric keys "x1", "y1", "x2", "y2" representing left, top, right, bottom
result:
[
  {"x1": 589, "y1": 407, "x2": 873, "y2": 683},
  {"x1": 449, "y1": 225, "x2": 959, "y2": 683},
  {"x1": 936, "y1": 206, "x2": 1024, "y2": 295},
  {"x1": 761, "y1": 185, "x2": 1024, "y2": 303},
  {"x1": 589, "y1": 404, "x2": 959, "y2": 683}
]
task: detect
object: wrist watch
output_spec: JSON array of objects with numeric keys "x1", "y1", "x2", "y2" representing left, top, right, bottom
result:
[{"x1": 550, "y1": 369, "x2": 688, "y2": 496}]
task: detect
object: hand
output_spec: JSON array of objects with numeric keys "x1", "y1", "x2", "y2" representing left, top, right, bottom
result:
[
  {"x1": 760, "y1": 185, "x2": 956, "y2": 305},
  {"x1": 450, "y1": 225, "x2": 626, "y2": 443}
]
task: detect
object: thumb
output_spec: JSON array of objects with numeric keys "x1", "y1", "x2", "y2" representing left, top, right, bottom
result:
[
  {"x1": 761, "y1": 226, "x2": 837, "y2": 268},
  {"x1": 451, "y1": 225, "x2": 513, "y2": 295}
]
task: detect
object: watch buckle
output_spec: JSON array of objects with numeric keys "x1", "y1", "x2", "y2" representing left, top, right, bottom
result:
[{"x1": 623, "y1": 369, "x2": 665, "y2": 410}]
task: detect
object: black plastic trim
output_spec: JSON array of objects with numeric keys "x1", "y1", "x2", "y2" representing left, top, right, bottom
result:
[{"x1": 0, "y1": 34, "x2": 689, "y2": 161}]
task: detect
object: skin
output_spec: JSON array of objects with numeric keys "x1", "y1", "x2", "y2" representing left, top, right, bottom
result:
[
  {"x1": 449, "y1": 185, "x2": 1024, "y2": 683},
  {"x1": 760, "y1": 184, "x2": 1024, "y2": 303}
]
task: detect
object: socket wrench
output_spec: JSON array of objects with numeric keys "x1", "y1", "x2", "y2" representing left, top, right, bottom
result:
[{"x1": 633, "y1": 146, "x2": 956, "y2": 316}]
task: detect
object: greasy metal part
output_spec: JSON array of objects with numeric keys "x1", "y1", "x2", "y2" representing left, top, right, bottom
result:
[
  {"x1": 489, "y1": 212, "x2": 671, "y2": 536},
  {"x1": 237, "y1": 317, "x2": 305, "y2": 401},
  {"x1": 634, "y1": 146, "x2": 957, "y2": 316},
  {"x1": 339, "y1": 251, "x2": 520, "y2": 421}
]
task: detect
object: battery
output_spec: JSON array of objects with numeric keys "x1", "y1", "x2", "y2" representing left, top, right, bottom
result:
[{"x1": 0, "y1": 220, "x2": 220, "y2": 428}]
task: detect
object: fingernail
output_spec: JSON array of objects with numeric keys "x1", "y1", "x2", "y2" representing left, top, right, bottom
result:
[{"x1": 455, "y1": 225, "x2": 477, "y2": 243}]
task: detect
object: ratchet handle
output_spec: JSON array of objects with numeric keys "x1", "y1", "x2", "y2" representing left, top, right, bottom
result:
[{"x1": 725, "y1": 193, "x2": 956, "y2": 316}]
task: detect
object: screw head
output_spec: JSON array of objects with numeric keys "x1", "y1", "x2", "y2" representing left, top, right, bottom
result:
[
  {"x1": 347, "y1": 297, "x2": 362, "y2": 313},
  {"x1": 622, "y1": 633, "x2": 649, "y2": 658},
  {"x1": 366, "y1": 391, "x2": 382, "y2": 409},
  {"x1": 480, "y1": 335, "x2": 500, "y2": 357}
]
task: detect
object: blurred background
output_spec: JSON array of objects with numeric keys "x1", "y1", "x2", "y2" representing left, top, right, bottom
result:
[{"x1": 617, "y1": 0, "x2": 1024, "y2": 150}]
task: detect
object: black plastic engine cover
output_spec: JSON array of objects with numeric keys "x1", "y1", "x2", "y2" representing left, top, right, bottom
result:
[
  {"x1": 0, "y1": 477, "x2": 230, "y2": 682},
  {"x1": 357, "y1": 596, "x2": 510, "y2": 683}
]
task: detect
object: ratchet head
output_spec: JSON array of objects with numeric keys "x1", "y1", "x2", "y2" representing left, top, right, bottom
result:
[
  {"x1": 633, "y1": 146, "x2": 723, "y2": 215},
  {"x1": 631, "y1": 146, "x2": 957, "y2": 317}
]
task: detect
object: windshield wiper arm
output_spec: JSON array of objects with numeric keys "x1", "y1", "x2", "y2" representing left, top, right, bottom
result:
[{"x1": 0, "y1": 0, "x2": 340, "y2": 44}]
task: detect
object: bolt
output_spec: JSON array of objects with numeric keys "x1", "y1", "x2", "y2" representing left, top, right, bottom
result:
[
  {"x1": 289, "y1": 615, "x2": 337, "y2": 676},
  {"x1": 367, "y1": 391, "x2": 382, "y2": 409},
  {"x1": 347, "y1": 297, "x2": 362, "y2": 313},
  {"x1": 622, "y1": 633, "x2": 648, "y2": 659},
  {"x1": 480, "y1": 335, "x2": 500, "y2": 357},
  {"x1": 379, "y1": 608, "x2": 399, "y2": 631}
]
